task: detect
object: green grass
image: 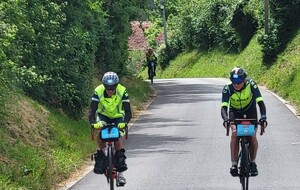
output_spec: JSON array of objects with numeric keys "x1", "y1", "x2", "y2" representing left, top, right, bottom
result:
[
  {"x1": 0, "y1": 77, "x2": 152, "y2": 190},
  {"x1": 122, "y1": 77, "x2": 151, "y2": 112},
  {"x1": 128, "y1": 50, "x2": 147, "y2": 72},
  {"x1": 138, "y1": 35, "x2": 264, "y2": 80},
  {"x1": 0, "y1": 95, "x2": 94, "y2": 190},
  {"x1": 260, "y1": 30, "x2": 300, "y2": 110},
  {"x1": 155, "y1": 35, "x2": 264, "y2": 79},
  {"x1": 142, "y1": 32, "x2": 300, "y2": 113}
]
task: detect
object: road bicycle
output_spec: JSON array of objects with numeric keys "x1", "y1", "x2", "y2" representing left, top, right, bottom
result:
[
  {"x1": 91, "y1": 123, "x2": 128, "y2": 190},
  {"x1": 226, "y1": 118, "x2": 265, "y2": 190},
  {"x1": 149, "y1": 62, "x2": 155, "y2": 84}
]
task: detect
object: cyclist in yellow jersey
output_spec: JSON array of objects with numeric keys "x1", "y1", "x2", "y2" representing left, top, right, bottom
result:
[
  {"x1": 88, "y1": 72, "x2": 132, "y2": 185},
  {"x1": 221, "y1": 67, "x2": 268, "y2": 177},
  {"x1": 146, "y1": 48, "x2": 158, "y2": 79}
]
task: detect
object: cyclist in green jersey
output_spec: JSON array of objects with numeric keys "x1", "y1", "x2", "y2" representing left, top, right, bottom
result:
[
  {"x1": 221, "y1": 67, "x2": 268, "y2": 177},
  {"x1": 146, "y1": 48, "x2": 158, "y2": 79},
  {"x1": 88, "y1": 72, "x2": 132, "y2": 185}
]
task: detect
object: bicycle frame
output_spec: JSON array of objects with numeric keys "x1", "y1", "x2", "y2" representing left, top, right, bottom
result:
[
  {"x1": 91, "y1": 123, "x2": 128, "y2": 190},
  {"x1": 226, "y1": 118, "x2": 265, "y2": 190}
]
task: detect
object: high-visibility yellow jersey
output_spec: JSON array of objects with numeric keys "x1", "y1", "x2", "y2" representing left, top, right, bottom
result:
[
  {"x1": 92, "y1": 84, "x2": 130, "y2": 119},
  {"x1": 221, "y1": 79, "x2": 263, "y2": 111}
]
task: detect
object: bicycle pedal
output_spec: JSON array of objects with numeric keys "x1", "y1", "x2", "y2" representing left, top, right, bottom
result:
[{"x1": 117, "y1": 183, "x2": 125, "y2": 187}]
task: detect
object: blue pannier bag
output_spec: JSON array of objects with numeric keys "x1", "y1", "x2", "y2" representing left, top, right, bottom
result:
[
  {"x1": 237, "y1": 124, "x2": 255, "y2": 137},
  {"x1": 101, "y1": 127, "x2": 120, "y2": 140}
]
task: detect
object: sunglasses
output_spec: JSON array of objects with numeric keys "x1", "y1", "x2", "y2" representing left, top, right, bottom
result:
[
  {"x1": 233, "y1": 81, "x2": 243, "y2": 85},
  {"x1": 232, "y1": 78, "x2": 243, "y2": 85},
  {"x1": 106, "y1": 88, "x2": 115, "y2": 91},
  {"x1": 104, "y1": 84, "x2": 117, "y2": 91}
]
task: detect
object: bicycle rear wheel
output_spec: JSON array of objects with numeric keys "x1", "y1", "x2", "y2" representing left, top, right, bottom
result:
[{"x1": 108, "y1": 146, "x2": 114, "y2": 190}]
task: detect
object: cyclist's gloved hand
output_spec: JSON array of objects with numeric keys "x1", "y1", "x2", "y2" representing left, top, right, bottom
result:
[
  {"x1": 92, "y1": 121, "x2": 106, "y2": 129},
  {"x1": 223, "y1": 119, "x2": 230, "y2": 129},
  {"x1": 259, "y1": 115, "x2": 268, "y2": 127},
  {"x1": 118, "y1": 122, "x2": 127, "y2": 129}
]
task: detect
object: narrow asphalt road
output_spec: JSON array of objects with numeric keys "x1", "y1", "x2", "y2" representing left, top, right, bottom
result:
[{"x1": 64, "y1": 78, "x2": 300, "y2": 190}]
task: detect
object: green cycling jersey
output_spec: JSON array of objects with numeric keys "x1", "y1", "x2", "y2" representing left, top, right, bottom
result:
[{"x1": 221, "y1": 79, "x2": 263, "y2": 111}]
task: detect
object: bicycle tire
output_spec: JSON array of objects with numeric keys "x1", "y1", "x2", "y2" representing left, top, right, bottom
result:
[
  {"x1": 239, "y1": 139, "x2": 250, "y2": 190},
  {"x1": 150, "y1": 66, "x2": 154, "y2": 84},
  {"x1": 108, "y1": 146, "x2": 114, "y2": 190}
]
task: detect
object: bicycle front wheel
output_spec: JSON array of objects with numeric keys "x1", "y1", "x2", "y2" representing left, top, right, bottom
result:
[
  {"x1": 240, "y1": 175, "x2": 249, "y2": 190},
  {"x1": 240, "y1": 143, "x2": 250, "y2": 190},
  {"x1": 108, "y1": 147, "x2": 114, "y2": 190}
]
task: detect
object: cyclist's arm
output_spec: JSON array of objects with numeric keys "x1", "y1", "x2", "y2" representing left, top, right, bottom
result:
[
  {"x1": 221, "y1": 106, "x2": 228, "y2": 120},
  {"x1": 122, "y1": 90, "x2": 132, "y2": 123},
  {"x1": 249, "y1": 80, "x2": 266, "y2": 116},
  {"x1": 88, "y1": 92, "x2": 100, "y2": 124},
  {"x1": 221, "y1": 85, "x2": 230, "y2": 120},
  {"x1": 146, "y1": 53, "x2": 150, "y2": 63},
  {"x1": 88, "y1": 100, "x2": 98, "y2": 124},
  {"x1": 123, "y1": 102, "x2": 132, "y2": 123},
  {"x1": 257, "y1": 101, "x2": 266, "y2": 116}
]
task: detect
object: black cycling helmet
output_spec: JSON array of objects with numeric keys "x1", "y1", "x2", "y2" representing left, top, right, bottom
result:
[
  {"x1": 230, "y1": 67, "x2": 247, "y2": 84},
  {"x1": 102, "y1": 72, "x2": 119, "y2": 90}
]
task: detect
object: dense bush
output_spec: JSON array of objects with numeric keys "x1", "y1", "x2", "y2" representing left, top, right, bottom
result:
[
  {"x1": 230, "y1": 3, "x2": 258, "y2": 50},
  {"x1": 259, "y1": 0, "x2": 300, "y2": 64},
  {"x1": 0, "y1": 0, "x2": 143, "y2": 119},
  {"x1": 144, "y1": 0, "x2": 299, "y2": 68},
  {"x1": 0, "y1": 76, "x2": 7, "y2": 124}
]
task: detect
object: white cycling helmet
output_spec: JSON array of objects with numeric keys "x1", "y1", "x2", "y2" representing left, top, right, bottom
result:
[{"x1": 102, "y1": 72, "x2": 119, "y2": 86}]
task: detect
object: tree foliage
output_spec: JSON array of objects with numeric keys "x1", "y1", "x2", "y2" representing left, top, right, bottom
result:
[
  {"x1": 259, "y1": 0, "x2": 300, "y2": 64},
  {"x1": 0, "y1": 0, "x2": 142, "y2": 119},
  {"x1": 144, "y1": 0, "x2": 299, "y2": 67},
  {"x1": 144, "y1": 0, "x2": 260, "y2": 67}
]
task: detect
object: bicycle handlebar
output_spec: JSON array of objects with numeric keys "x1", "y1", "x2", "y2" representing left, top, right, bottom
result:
[
  {"x1": 259, "y1": 121, "x2": 267, "y2": 136},
  {"x1": 91, "y1": 123, "x2": 129, "y2": 141},
  {"x1": 225, "y1": 119, "x2": 266, "y2": 136}
]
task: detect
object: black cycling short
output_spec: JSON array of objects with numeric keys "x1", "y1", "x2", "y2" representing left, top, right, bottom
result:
[
  {"x1": 98, "y1": 114, "x2": 124, "y2": 125},
  {"x1": 229, "y1": 101, "x2": 258, "y2": 124}
]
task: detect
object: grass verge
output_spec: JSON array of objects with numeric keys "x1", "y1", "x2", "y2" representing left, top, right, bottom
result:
[{"x1": 0, "y1": 77, "x2": 152, "y2": 190}]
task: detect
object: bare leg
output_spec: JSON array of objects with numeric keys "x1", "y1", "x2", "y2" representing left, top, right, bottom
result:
[
  {"x1": 250, "y1": 136, "x2": 258, "y2": 161},
  {"x1": 97, "y1": 135, "x2": 106, "y2": 149},
  {"x1": 114, "y1": 139, "x2": 123, "y2": 151},
  {"x1": 230, "y1": 125, "x2": 239, "y2": 163}
]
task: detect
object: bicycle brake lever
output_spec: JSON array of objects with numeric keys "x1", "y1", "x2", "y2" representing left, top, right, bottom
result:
[{"x1": 260, "y1": 122, "x2": 265, "y2": 136}]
